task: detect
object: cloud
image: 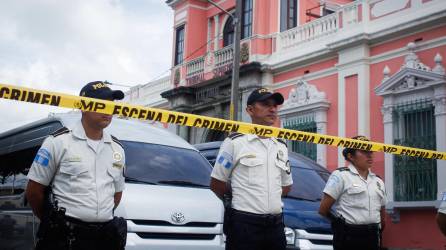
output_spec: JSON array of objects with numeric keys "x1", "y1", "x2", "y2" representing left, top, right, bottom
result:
[{"x1": 0, "y1": 0, "x2": 173, "y2": 132}]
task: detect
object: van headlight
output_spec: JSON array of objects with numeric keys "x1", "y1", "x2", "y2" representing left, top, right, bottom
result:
[{"x1": 284, "y1": 227, "x2": 295, "y2": 245}]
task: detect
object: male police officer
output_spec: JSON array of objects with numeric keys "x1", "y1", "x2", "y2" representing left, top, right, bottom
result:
[
  {"x1": 25, "y1": 81, "x2": 126, "y2": 250},
  {"x1": 437, "y1": 191, "x2": 446, "y2": 236},
  {"x1": 319, "y1": 135, "x2": 386, "y2": 250},
  {"x1": 210, "y1": 88, "x2": 293, "y2": 250}
]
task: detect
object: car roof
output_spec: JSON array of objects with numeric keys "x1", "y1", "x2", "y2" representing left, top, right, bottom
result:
[
  {"x1": 0, "y1": 112, "x2": 196, "y2": 151},
  {"x1": 193, "y1": 140, "x2": 329, "y2": 172}
]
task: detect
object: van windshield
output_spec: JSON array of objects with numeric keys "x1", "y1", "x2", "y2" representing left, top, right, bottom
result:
[{"x1": 123, "y1": 141, "x2": 212, "y2": 188}]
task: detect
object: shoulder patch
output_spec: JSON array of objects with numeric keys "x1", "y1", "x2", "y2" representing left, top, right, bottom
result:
[
  {"x1": 277, "y1": 138, "x2": 287, "y2": 147},
  {"x1": 228, "y1": 132, "x2": 244, "y2": 140},
  {"x1": 338, "y1": 167, "x2": 350, "y2": 172},
  {"x1": 111, "y1": 135, "x2": 123, "y2": 148},
  {"x1": 50, "y1": 127, "x2": 70, "y2": 137}
]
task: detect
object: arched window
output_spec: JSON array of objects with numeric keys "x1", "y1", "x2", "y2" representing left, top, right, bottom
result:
[{"x1": 223, "y1": 17, "x2": 234, "y2": 47}]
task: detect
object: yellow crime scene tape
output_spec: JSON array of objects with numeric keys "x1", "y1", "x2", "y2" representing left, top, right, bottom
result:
[{"x1": 0, "y1": 83, "x2": 445, "y2": 160}]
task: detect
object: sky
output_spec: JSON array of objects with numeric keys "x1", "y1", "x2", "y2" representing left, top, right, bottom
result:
[{"x1": 0, "y1": 0, "x2": 173, "y2": 133}]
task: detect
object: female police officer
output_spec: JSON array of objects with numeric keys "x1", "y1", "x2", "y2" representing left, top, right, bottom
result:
[{"x1": 319, "y1": 135, "x2": 386, "y2": 250}]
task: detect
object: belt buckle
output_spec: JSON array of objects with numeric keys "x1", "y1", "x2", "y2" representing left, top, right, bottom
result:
[{"x1": 266, "y1": 215, "x2": 275, "y2": 225}]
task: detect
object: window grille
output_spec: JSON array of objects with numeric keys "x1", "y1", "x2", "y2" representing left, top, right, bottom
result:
[
  {"x1": 393, "y1": 99, "x2": 437, "y2": 201},
  {"x1": 283, "y1": 115, "x2": 317, "y2": 161}
]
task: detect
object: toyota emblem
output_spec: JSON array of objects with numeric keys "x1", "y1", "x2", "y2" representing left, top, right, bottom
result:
[{"x1": 171, "y1": 212, "x2": 186, "y2": 224}]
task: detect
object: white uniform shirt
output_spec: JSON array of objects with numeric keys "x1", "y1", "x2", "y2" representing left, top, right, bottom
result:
[
  {"x1": 323, "y1": 165, "x2": 386, "y2": 225},
  {"x1": 27, "y1": 121, "x2": 126, "y2": 222},
  {"x1": 439, "y1": 191, "x2": 446, "y2": 214},
  {"x1": 211, "y1": 134, "x2": 293, "y2": 215}
]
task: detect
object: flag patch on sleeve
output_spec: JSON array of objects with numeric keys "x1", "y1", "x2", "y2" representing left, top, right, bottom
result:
[
  {"x1": 33, "y1": 148, "x2": 52, "y2": 167},
  {"x1": 217, "y1": 152, "x2": 233, "y2": 169}
]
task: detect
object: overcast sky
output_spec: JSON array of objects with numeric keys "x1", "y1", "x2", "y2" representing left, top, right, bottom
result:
[{"x1": 0, "y1": 0, "x2": 173, "y2": 133}]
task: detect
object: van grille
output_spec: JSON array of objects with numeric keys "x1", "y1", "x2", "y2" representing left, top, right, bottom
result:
[
  {"x1": 305, "y1": 228, "x2": 332, "y2": 235},
  {"x1": 308, "y1": 239, "x2": 332, "y2": 245},
  {"x1": 130, "y1": 219, "x2": 217, "y2": 227},
  {"x1": 136, "y1": 232, "x2": 216, "y2": 240}
]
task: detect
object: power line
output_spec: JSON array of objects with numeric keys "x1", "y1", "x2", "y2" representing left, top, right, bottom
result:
[{"x1": 147, "y1": 32, "x2": 222, "y2": 83}]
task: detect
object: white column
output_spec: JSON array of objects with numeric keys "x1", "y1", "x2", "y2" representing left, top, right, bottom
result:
[
  {"x1": 214, "y1": 15, "x2": 220, "y2": 51},
  {"x1": 382, "y1": 104, "x2": 395, "y2": 203},
  {"x1": 434, "y1": 95, "x2": 446, "y2": 198},
  {"x1": 315, "y1": 108, "x2": 328, "y2": 167},
  {"x1": 338, "y1": 73, "x2": 346, "y2": 167},
  {"x1": 207, "y1": 18, "x2": 212, "y2": 52}
]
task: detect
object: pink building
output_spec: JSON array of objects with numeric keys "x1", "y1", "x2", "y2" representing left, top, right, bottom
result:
[{"x1": 163, "y1": 0, "x2": 446, "y2": 248}]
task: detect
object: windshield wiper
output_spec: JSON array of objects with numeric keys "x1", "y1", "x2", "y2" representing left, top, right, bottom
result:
[
  {"x1": 125, "y1": 177, "x2": 157, "y2": 185},
  {"x1": 157, "y1": 180, "x2": 208, "y2": 188}
]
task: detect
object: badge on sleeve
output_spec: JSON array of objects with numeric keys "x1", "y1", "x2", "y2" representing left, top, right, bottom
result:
[
  {"x1": 33, "y1": 148, "x2": 52, "y2": 167},
  {"x1": 326, "y1": 175, "x2": 340, "y2": 188},
  {"x1": 113, "y1": 152, "x2": 122, "y2": 161},
  {"x1": 285, "y1": 160, "x2": 291, "y2": 175},
  {"x1": 217, "y1": 151, "x2": 233, "y2": 169}
]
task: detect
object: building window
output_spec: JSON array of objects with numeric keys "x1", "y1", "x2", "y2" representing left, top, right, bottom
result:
[
  {"x1": 280, "y1": 0, "x2": 298, "y2": 32},
  {"x1": 242, "y1": 0, "x2": 253, "y2": 39},
  {"x1": 283, "y1": 115, "x2": 317, "y2": 161},
  {"x1": 393, "y1": 99, "x2": 437, "y2": 201},
  {"x1": 223, "y1": 17, "x2": 234, "y2": 47},
  {"x1": 174, "y1": 26, "x2": 185, "y2": 65}
]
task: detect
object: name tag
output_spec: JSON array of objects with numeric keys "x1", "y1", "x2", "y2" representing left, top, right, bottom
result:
[
  {"x1": 67, "y1": 156, "x2": 82, "y2": 162},
  {"x1": 113, "y1": 163, "x2": 123, "y2": 169}
]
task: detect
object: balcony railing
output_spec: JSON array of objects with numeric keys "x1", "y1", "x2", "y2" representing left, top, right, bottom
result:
[
  {"x1": 277, "y1": 0, "x2": 361, "y2": 51},
  {"x1": 185, "y1": 57, "x2": 205, "y2": 78},
  {"x1": 214, "y1": 45, "x2": 233, "y2": 68},
  {"x1": 279, "y1": 13, "x2": 338, "y2": 50}
]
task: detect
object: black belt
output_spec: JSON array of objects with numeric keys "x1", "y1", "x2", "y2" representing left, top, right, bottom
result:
[
  {"x1": 231, "y1": 209, "x2": 283, "y2": 226},
  {"x1": 344, "y1": 223, "x2": 379, "y2": 235},
  {"x1": 65, "y1": 216, "x2": 110, "y2": 231}
]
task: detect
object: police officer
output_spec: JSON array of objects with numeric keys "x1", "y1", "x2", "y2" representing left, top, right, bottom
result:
[
  {"x1": 210, "y1": 88, "x2": 293, "y2": 250},
  {"x1": 319, "y1": 135, "x2": 386, "y2": 250},
  {"x1": 437, "y1": 190, "x2": 446, "y2": 236},
  {"x1": 25, "y1": 81, "x2": 126, "y2": 250}
]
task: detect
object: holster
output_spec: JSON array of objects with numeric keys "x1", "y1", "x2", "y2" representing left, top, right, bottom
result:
[
  {"x1": 330, "y1": 214, "x2": 346, "y2": 248},
  {"x1": 103, "y1": 216, "x2": 127, "y2": 250},
  {"x1": 35, "y1": 187, "x2": 68, "y2": 250},
  {"x1": 222, "y1": 193, "x2": 232, "y2": 235}
]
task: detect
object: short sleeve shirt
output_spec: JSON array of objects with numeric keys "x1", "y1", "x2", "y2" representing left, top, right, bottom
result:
[
  {"x1": 211, "y1": 134, "x2": 293, "y2": 215},
  {"x1": 323, "y1": 165, "x2": 386, "y2": 224},
  {"x1": 27, "y1": 121, "x2": 125, "y2": 222},
  {"x1": 439, "y1": 191, "x2": 446, "y2": 214}
]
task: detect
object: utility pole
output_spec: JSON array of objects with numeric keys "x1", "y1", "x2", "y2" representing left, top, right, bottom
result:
[
  {"x1": 208, "y1": 0, "x2": 242, "y2": 121},
  {"x1": 230, "y1": 0, "x2": 242, "y2": 121}
]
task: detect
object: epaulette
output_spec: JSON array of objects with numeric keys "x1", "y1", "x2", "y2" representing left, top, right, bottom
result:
[
  {"x1": 51, "y1": 127, "x2": 70, "y2": 137},
  {"x1": 277, "y1": 138, "x2": 287, "y2": 147},
  {"x1": 111, "y1": 135, "x2": 123, "y2": 148},
  {"x1": 338, "y1": 167, "x2": 350, "y2": 172},
  {"x1": 228, "y1": 132, "x2": 244, "y2": 140},
  {"x1": 375, "y1": 174, "x2": 382, "y2": 180}
]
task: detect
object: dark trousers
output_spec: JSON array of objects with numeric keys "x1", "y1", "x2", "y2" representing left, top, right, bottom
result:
[
  {"x1": 35, "y1": 217, "x2": 125, "y2": 250},
  {"x1": 332, "y1": 222, "x2": 380, "y2": 250},
  {"x1": 225, "y1": 209, "x2": 286, "y2": 250}
]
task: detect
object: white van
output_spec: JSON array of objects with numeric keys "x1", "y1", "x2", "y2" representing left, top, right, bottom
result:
[{"x1": 0, "y1": 112, "x2": 225, "y2": 250}]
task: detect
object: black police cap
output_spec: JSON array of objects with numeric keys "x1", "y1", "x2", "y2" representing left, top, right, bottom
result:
[
  {"x1": 247, "y1": 88, "x2": 284, "y2": 106},
  {"x1": 80, "y1": 81, "x2": 124, "y2": 101}
]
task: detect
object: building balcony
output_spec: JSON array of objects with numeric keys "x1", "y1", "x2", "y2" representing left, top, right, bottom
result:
[
  {"x1": 174, "y1": 44, "x2": 240, "y2": 86},
  {"x1": 270, "y1": 0, "x2": 446, "y2": 68},
  {"x1": 172, "y1": 0, "x2": 446, "y2": 86}
]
